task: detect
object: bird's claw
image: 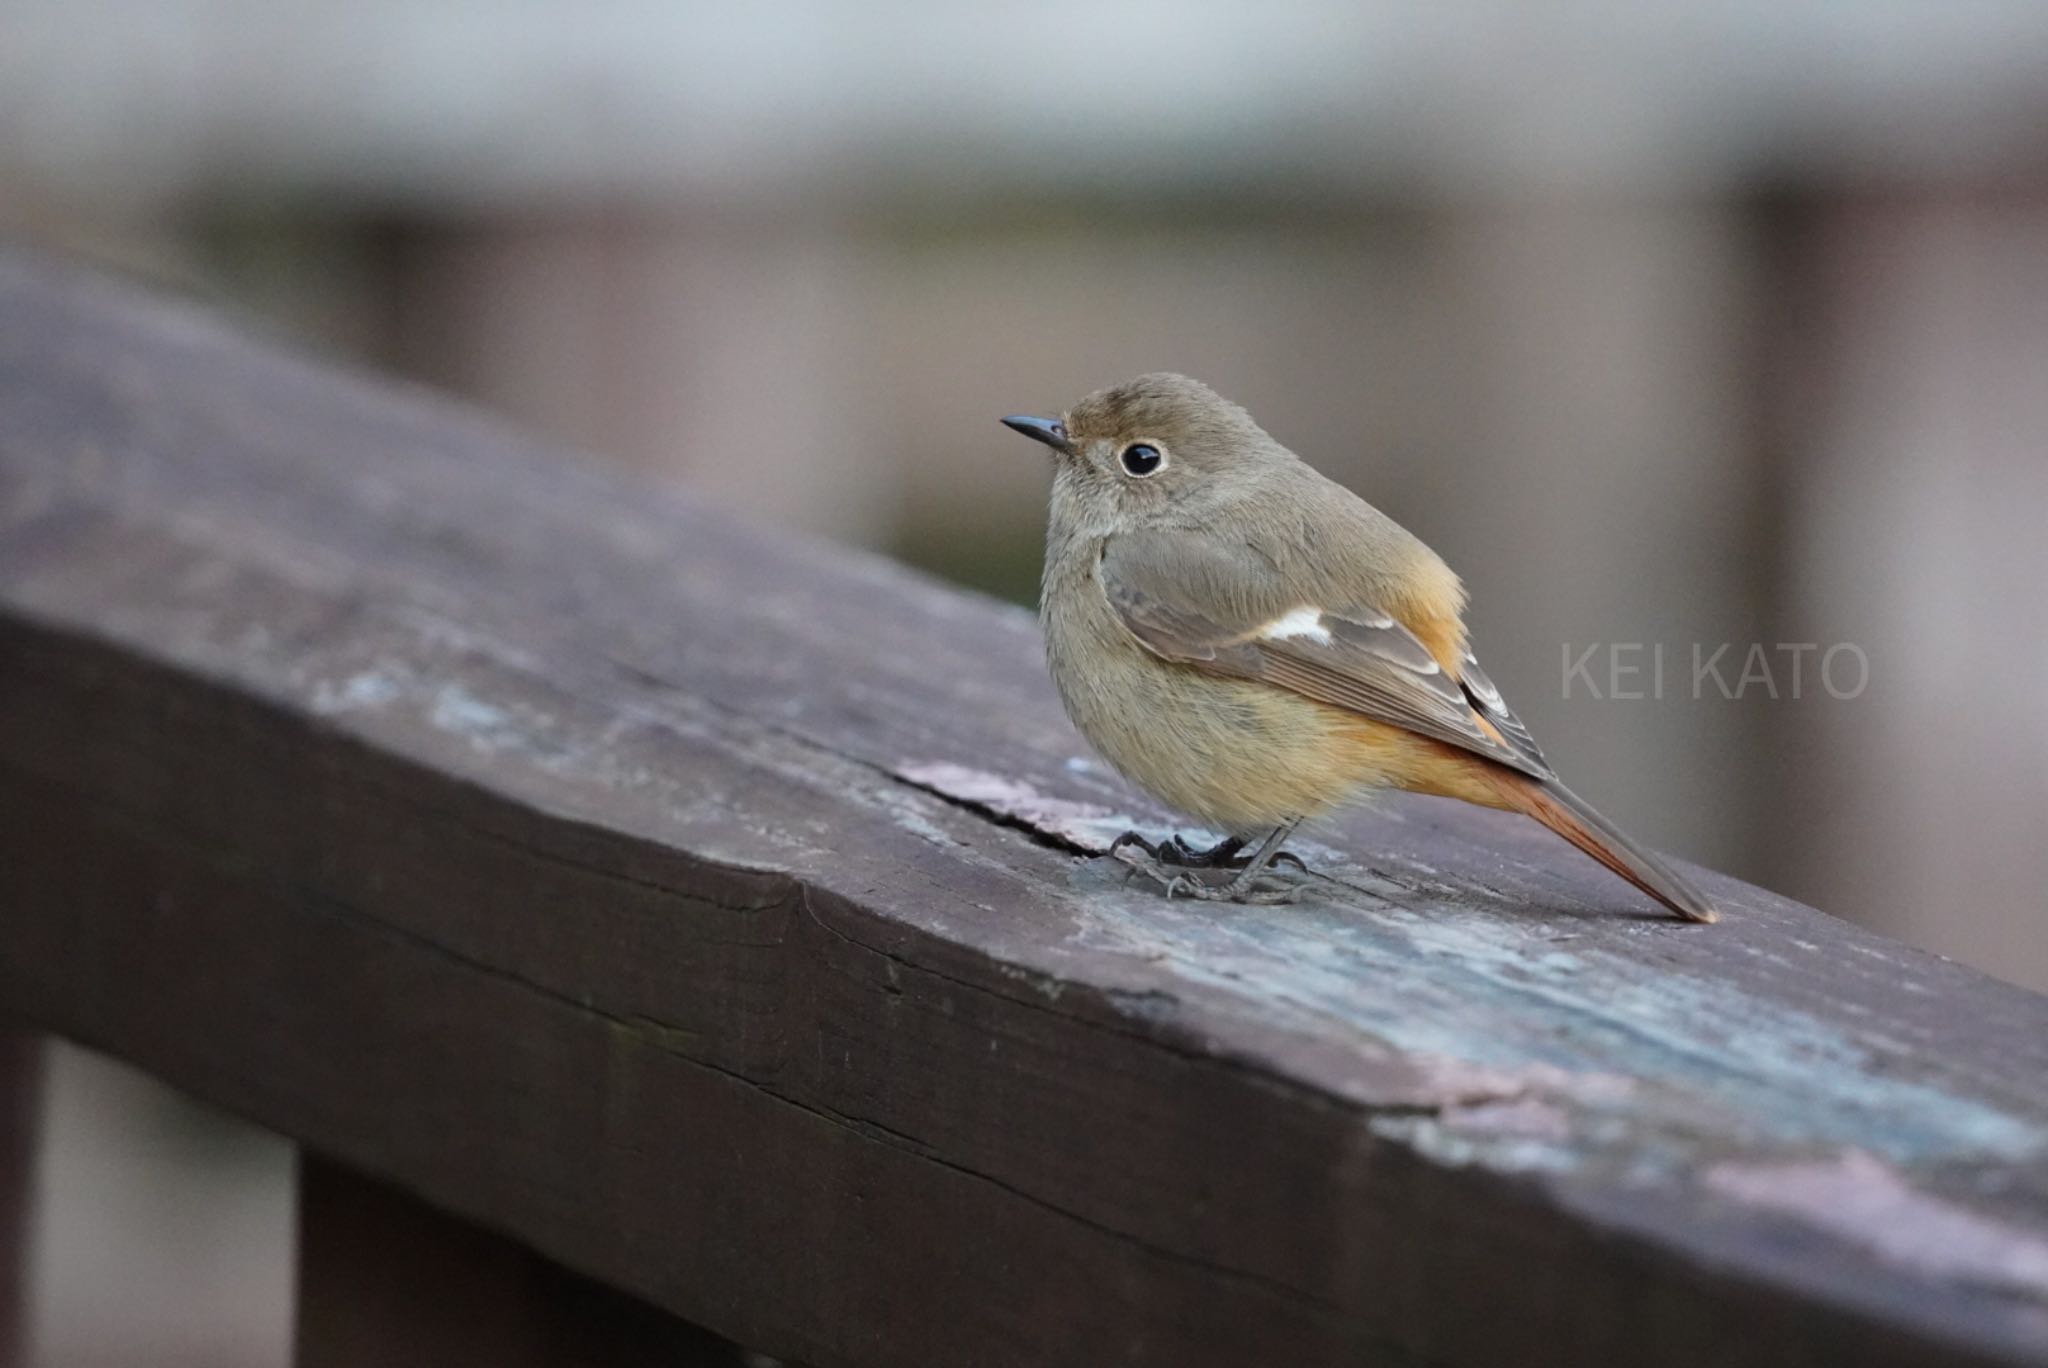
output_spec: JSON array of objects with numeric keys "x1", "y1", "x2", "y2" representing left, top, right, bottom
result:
[
  {"x1": 1190, "y1": 874, "x2": 1304, "y2": 905},
  {"x1": 1109, "y1": 831, "x2": 1165, "y2": 864},
  {"x1": 1108, "y1": 831, "x2": 1307, "y2": 904},
  {"x1": 1159, "y1": 870, "x2": 1304, "y2": 904}
]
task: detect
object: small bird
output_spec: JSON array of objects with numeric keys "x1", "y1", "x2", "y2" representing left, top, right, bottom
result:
[{"x1": 1002, "y1": 373, "x2": 1716, "y2": 922}]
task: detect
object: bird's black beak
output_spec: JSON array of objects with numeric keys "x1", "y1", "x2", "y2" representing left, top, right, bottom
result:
[{"x1": 1001, "y1": 414, "x2": 1070, "y2": 454}]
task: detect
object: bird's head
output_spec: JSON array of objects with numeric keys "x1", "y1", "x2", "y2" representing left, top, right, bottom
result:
[{"x1": 1002, "y1": 373, "x2": 1286, "y2": 534}]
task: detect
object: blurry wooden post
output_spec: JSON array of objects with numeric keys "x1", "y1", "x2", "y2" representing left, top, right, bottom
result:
[
  {"x1": 1758, "y1": 187, "x2": 2048, "y2": 989},
  {"x1": 0, "y1": 1036, "x2": 39, "y2": 1368},
  {"x1": 296, "y1": 1157, "x2": 747, "y2": 1368}
]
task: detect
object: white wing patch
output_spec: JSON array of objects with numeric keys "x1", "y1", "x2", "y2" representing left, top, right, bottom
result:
[{"x1": 1260, "y1": 606, "x2": 1334, "y2": 646}]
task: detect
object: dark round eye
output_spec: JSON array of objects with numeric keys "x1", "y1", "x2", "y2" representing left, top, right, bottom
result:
[{"x1": 1120, "y1": 443, "x2": 1164, "y2": 477}]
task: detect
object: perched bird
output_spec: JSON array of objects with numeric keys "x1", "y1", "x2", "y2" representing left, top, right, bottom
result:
[{"x1": 1002, "y1": 373, "x2": 1716, "y2": 922}]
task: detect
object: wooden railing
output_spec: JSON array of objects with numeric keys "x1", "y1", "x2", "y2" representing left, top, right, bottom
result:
[{"x1": 2, "y1": 252, "x2": 2046, "y2": 1367}]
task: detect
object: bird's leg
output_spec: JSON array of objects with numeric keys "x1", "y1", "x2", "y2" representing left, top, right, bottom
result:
[
  {"x1": 1162, "y1": 833, "x2": 1309, "y2": 872},
  {"x1": 1110, "y1": 831, "x2": 1246, "y2": 868},
  {"x1": 1206, "y1": 817, "x2": 1309, "y2": 902}
]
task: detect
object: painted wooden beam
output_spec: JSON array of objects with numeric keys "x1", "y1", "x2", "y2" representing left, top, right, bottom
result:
[{"x1": 1, "y1": 253, "x2": 2045, "y2": 1366}]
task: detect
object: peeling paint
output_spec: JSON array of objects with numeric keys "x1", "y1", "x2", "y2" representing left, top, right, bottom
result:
[
  {"x1": 894, "y1": 760, "x2": 1135, "y2": 853},
  {"x1": 312, "y1": 664, "x2": 575, "y2": 772},
  {"x1": 1369, "y1": 1065, "x2": 1631, "y2": 1174},
  {"x1": 996, "y1": 962, "x2": 1068, "y2": 1001},
  {"x1": 1707, "y1": 1150, "x2": 2048, "y2": 1298},
  {"x1": 431, "y1": 682, "x2": 514, "y2": 738},
  {"x1": 1371, "y1": 1115, "x2": 1582, "y2": 1175},
  {"x1": 869, "y1": 766, "x2": 2042, "y2": 1195},
  {"x1": 1034, "y1": 849, "x2": 2048, "y2": 1172},
  {"x1": 311, "y1": 668, "x2": 405, "y2": 715},
  {"x1": 1446, "y1": 1097, "x2": 1575, "y2": 1141},
  {"x1": 1373, "y1": 1090, "x2": 1586, "y2": 1174}
]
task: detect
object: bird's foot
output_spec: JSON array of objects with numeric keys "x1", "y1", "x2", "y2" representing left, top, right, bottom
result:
[
  {"x1": 1160, "y1": 833, "x2": 1243, "y2": 867},
  {"x1": 1140, "y1": 832, "x2": 1310, "y2": 874},
  {"x1": 1107, "y1": 832, "x2": 1307, "y2": 904}
]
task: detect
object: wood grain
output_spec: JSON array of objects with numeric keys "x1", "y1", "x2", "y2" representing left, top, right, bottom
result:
[{"x1": 2, "y1": 251, "x2": 2047, "y2": 1366}]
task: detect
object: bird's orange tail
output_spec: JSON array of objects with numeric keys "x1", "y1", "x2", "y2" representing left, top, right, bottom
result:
[{"x1": 1489, "y1": 773, "x2": 1718, "y2": 924}]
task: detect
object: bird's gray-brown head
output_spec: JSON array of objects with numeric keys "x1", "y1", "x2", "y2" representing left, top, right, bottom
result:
[{"x1": 1002, "y1": 373, "x2": 1290, "y2": 536}]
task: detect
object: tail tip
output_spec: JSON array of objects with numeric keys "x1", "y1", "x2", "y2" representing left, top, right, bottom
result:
[{"x1": 1665, "y1": 878, "x2": 1720, "y2": 925}]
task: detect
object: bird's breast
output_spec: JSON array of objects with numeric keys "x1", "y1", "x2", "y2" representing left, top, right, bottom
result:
[{"x1": 1040, "y1": 558, "x2": 1378, "y2": 833}]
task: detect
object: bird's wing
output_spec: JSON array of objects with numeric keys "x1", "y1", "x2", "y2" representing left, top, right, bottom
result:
[
  {"x1": 1450, "y1": 654, "x2": 1549, "y2": 775},
  {"x1": 1098, "y1": 530, "x2": 1554, "y2": 781}
]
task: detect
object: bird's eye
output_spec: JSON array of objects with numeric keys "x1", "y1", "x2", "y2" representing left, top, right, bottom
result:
[{"x1": 1120, "y1": 443, "x2": 1165, "y2": 477}]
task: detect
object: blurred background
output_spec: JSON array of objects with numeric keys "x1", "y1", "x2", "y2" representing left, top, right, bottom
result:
[{"x1": 3, "y1": 2, "x2": 2046, "y2": 1363}]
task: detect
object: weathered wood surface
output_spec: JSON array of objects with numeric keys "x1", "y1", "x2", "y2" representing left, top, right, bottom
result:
[{"x1": 2, "y1": 251, "x2": 2047, "y2": 1367}]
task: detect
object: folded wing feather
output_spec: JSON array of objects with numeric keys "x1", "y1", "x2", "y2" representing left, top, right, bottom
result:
[{"x1": 1099, "y1": 531, "x2": 1554, "y2": 782}]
